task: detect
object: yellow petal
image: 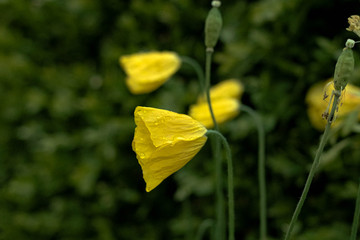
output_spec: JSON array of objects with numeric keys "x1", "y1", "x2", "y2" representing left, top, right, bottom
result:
[
  {"x1": 120, "y1": 51, "x2": 181, "y2": 94},
  {"x1": 132, "y1": 106, "x2": 207, "y2": 192},
  {"x1": 198, "y1": 79, "x2": 244, "y2": 103},
  {"x1": 189, "y1": 98, "x2": 240, "y2": 128},
  {"x1": 125, "y1": 76, "x2": 166, "y2": 94},
  {"x1": 341, "y1": 84, "x2": 360, "y2": 114},
  {"x1": 141, "y1": 136, "x2": 207, "y2": 192}
]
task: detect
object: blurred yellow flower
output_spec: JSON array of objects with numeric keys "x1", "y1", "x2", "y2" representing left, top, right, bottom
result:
[
  {"x1": 133, "y1": 106, "x2": 207, "y2": 192},
  {"x1": 189, "y1": 98, "x2": 240, "y2": 128},
  {"x1": 189, "y1": 79, "x2": 243, "y2": 128},
  {"x1": 306, "y1": 79, "x2": 360, "y2": 130},
  {"x1": 120, "y1": 51, "x2": 181, "y2": 94},
  {"x1": 198, "y1": 79, "x2": 244, "y2": 103}
]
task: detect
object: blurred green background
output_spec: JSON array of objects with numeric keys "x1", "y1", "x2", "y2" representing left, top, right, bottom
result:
[{"x1": 1, "y1": 0, "x2": 360, "y2": 239}]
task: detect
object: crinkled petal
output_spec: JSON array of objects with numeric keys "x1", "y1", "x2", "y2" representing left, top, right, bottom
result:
[
  {"x1": 132, "y1": 106, "x2": 208, "y2": 192},
  {"x1": 132, "y1": 110, "x2": 156, "y2": 161},
  {"x1": 139, "y1": 136, "x2": 207, "y2": 192},
  {"x1": 135, "y1": 106, "x2": 207, "y2": 147},
  {"x1": 189, "y1": 98, "x2": 240, "y2": 128}
]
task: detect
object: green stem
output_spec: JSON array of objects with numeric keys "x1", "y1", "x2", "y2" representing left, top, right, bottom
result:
[
  {"x1": 350, "y1": 178, "x2": 360, "y2": 240},
  {"x1": 241, "y1": 104, "x2": 267, "y2": 240},
  {"x1": 204, "y1": 49, "x2": 224, "y2": 239},
  {"x1": 284, "y1": 93, "x2": 340, "y2": 240},
  {"x1": 205, "y1": 49, "x2": 219, "y2": 131},
  {"x1": 211, "y1": 135, "x2": 225, "y2": 240},
  {"x1": 207, "y1": 130, "x2": 235, "y2": 240},
  {"x1": 180, "y1": 56, "x2": 205, "y2": 94}
]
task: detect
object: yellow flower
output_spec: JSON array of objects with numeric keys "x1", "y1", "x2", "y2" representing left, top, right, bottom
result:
[
  {"x1": 306, "y1": 79, "x2": 360, "y2": 130},
  {"x1": 133, "y1": 106, "x2": 208, "y2": 192},
  {"x1": 189, "y1": 79, "x2": 243, "y2": 128},
  {"x1": 198, "y1": 79, "x2": 244, "y2": 103},
  {"x1": 120, "y1": 51, "x2": 181, "y2": 94},
  {"x1": 189, "y1": 98, "x2": 240, "y2": 128}
]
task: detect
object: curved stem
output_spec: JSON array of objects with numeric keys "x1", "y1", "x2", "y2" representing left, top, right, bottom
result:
[
  {"x1": 350, "y1": 178, "x2": 360, "y2": 240},
  {"x1": 204, "y1": 49, "x2": 224, "y2": 239},
  {"x1": 284, "y1": 93, "x2": 340, "y2": 240},
  {"x1": 207, "y1": 130, "x2": 235, "y2": 240},
  {"x1": 205, "y1": 50, "x2": 219, "y2": 130},
  {"x1": 241, "y1": 104, "x2": 267, "y2": 240},
  {"x1": 180, "y1": 56, "x2": 205, "y2": 94}
]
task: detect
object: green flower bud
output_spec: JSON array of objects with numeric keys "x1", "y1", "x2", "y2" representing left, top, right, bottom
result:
[
  {"x1": 333, "y1": 40, "x2": 355, "y2": 91},
  {"x1": 205, "y1": 7, "x2": 222, "y2": 49}
]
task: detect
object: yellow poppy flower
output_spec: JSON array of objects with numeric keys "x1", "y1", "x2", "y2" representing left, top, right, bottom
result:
[
  {"x1": 189, "y1": 79, "x2": 243, "y2": 128},
  {"x1": 120, "y1": 51, "x2": 181, "y2": 94},
  {"x1": 133, "y1": 106, "x2": 208, "y2": 192},
  {"x1": 198, "y1": 79, "x2": 244, "y2": 103},
  {"x1": 306, "y1": 79, "x2": 360, "y2": 130},
  {"x1": 189, "y1": 98, "x2": 240, "y2": 128}
]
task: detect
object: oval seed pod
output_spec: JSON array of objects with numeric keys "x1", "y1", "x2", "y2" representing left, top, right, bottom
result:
[
  {"x1": 333, "y1": 45, "x2": 354, "y2": 91},
  {"x1": 205, "y1": 7, "x2": 222, "y2": 49}
]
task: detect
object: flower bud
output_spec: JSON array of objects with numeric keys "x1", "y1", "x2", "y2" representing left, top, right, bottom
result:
[
  {"x1": 333, "y1": 40, "x2": 355, "y2": 91},
  {"x1": 204, "y1": 6, "x2": 222, "y2": 49}
]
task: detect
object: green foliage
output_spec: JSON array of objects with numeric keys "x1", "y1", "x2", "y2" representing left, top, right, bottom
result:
[{"x1": 1, "y1": 0, "x2": 360, "y2": 239}]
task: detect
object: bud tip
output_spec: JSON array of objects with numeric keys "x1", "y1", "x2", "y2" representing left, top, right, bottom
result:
[
  {"x1": 345, "y1": 39, "x2": 355, "y2": 49},
  {"x1": 211, "y1": 1, "x2": 221, "y2": 8}
]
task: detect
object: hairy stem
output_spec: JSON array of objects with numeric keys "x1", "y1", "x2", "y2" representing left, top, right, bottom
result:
[{"x1": 284, "y1": 93, "x2": 340, "y2": 240}]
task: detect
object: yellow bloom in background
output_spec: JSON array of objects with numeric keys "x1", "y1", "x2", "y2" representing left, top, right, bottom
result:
[
  {"x1": 189, "y1": 79, "x2": 243, "y2": 128},
  {"x1": 306, "y1": 79, "x2": 360, "y2": 130},
  {"x1": 120, "y1": 51, "x2": 181, "y2": 94},
  {"x1": 198, "y1": 79, "x2": 244, "y2": 103},
  {"x1": 189, "y1": 98, "x2": 241, "y2": 128},
  {"x1": 133, "y1": 106, "x2": 208, "y2": 192}
]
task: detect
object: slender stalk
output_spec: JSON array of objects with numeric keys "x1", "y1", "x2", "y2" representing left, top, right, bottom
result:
[
  {"x1": 241, "y1": 104, "x2": 267, "y2": 240},
  {"x1": 284, "y1": 93, "x2": 340, "y2": 240},
  {"x1": 205, "y1": 49, "x2": 219, "y2": 130},
  {"x1": 180, "y1": 56, "x2": 205, "y2": 93},
  {"x1": 204, "y1": 48, "x2": 224, "y2": 239},
  {"x1": 350, "y1": 178, "x2": 360, "y2": 240},
  {"x1": 211, "y1": 135, "x2": 225, "y2": 240},
  {"x1": 207, "y1": 130, "x2": 235, "y2": 240}
]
